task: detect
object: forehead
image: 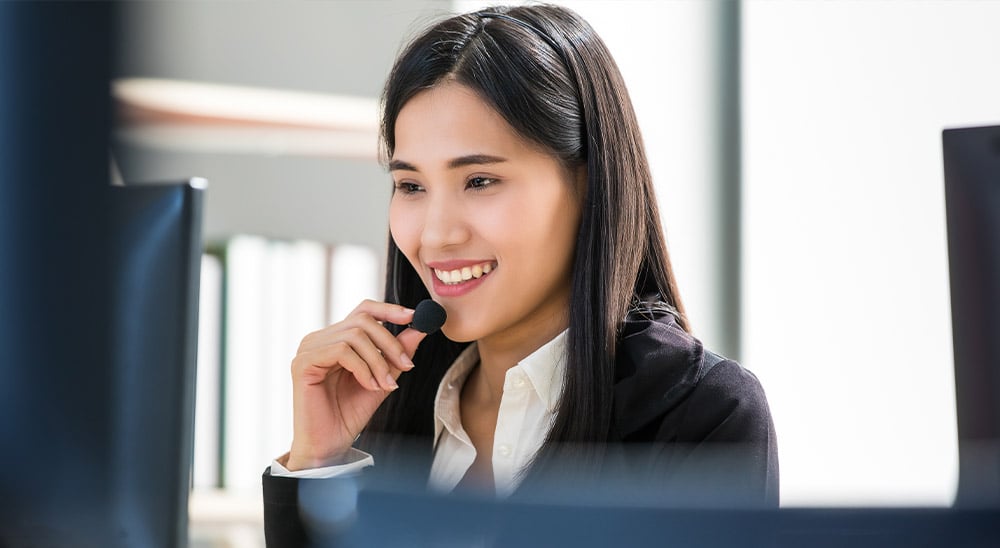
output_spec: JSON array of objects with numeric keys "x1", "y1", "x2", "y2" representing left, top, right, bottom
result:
[{"x1": 393, "y1": 82, "x2": 535, "y2": 164}]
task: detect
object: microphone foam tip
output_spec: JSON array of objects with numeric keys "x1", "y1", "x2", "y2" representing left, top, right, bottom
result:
[{"x1": 411, "y1": 299, "x2": 447, "y2": 334}]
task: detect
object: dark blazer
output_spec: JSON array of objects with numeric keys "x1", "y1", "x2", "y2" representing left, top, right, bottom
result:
[{"x1": 262, "y1": 304, "x2": 779, "y2": 546}]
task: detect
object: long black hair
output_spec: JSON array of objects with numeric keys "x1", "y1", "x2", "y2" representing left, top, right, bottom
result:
[{"x1": 358, "y1": 3, "x2": 689, "y2": 480}]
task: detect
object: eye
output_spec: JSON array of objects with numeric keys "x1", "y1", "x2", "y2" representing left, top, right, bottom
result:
[
  {"x1": 467, "y1": 176, "x2": 498, "y2": 191},
  {"x1": 394, "y1": 181, "x2": 424, "y2": 195}
]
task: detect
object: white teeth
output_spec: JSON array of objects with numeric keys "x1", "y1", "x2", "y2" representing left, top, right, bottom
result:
[{"x1": 433, "y1": 262, "x2": 496, "y2": 285}]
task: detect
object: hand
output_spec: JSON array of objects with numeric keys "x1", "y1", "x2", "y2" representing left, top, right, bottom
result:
[{"x1": 285, "y1": 299, "x2": 427, "y2": 471}]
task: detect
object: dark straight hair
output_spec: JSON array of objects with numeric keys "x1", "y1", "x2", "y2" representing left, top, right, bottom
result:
[{"x1": 358, "y1": 4, "x2": 689, "y2": 479}]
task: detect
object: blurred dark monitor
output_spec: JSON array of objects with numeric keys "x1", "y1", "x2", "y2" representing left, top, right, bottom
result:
[
  {"x1": 349, "y1": 490, "x2": 999, "y2": 548},
  {"x1": 294, "y1": 476, "x2": 1000, "y2": 548},
  {"x1": 108, "y1": 179, "x2": 205, "y2": 547},
  {"x1": 0, "y1": 179, "x2": 205, "y2": 547},
  {"x1": 943, "y1": 124, "x2": 1000, "y2": 507},
  {"x1": 1, "y1": 4, "x2": 204, "y2": 547}
]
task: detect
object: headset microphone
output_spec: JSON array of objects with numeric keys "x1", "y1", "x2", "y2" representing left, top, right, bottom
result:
[{"x1": 410, "y1": 299, "x2": 447, "y2": 334}]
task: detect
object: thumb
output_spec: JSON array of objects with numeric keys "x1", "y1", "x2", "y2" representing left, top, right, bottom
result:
[{"x1": 397, "y1": 327, "x2": 429, "y2": 360}]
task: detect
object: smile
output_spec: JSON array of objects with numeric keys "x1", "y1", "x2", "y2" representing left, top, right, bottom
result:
[{"x1": 433, "y1": 261, "x2": 497, "y2": 285}]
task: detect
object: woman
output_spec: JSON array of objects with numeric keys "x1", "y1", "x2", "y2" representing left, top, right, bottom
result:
[{"x1": 264, "y1": 3, "x2": 777, "y2": 543}]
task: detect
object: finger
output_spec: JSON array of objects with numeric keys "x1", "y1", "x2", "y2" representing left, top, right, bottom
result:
[
  {"x1": 340, "y1": 327, "x2": 398, "y2": 391},
  {"x1": 338, "y1": 347, "x2": 391, "y2": 392},
  {"x1": 322, "y1": 312, "x2": 415, "y2": 371},
  {"x1": 397, "y1": 327, "x2": 429, "y2": 367},
  {"x1": 378, "y1": 328, "x2": 427, "y2": 385},
  {"x1": 293, "y1": 342, "x2": 381, "y2": 392},
  {"x1": 296, "y1": 316, "x2": 412, "y2": 374},
  {"x1": 350, "y1": 315, "x2": 415, "y2": 371},
  {"x1": 297, "y1": 300, "x2": 414, "y2": 355},
  {"x1": 351, "y1": 299, "x2": 415, "y2": 326}
]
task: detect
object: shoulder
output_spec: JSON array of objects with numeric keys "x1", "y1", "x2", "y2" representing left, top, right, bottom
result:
[
  {"x1": 677, "y1": 357, "x2": 774, "y2": 443},
  {"x1": 608, "y1": 299, "x2": 780, "y2": 505},
  {"x1": 612, "y1": 304, "x2": 775, "y2": 444},
  {"x1": 611, "y1": 306, "x2": 780, "y2": 505}
]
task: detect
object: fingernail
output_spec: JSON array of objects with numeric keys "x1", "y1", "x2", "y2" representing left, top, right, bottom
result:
[
  {"x1": 370, "y1": 377, "x2": 381, "y2": 391},
  {"x1": 385, "y1": 374, "x2": 398, "y2": 390},
  {"x1": 400, "y1": 353, "x2": 414, "y2": 370}
]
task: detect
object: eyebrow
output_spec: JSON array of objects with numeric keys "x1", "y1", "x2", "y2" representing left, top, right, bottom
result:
[{"x1": 388, "y1": 154, "x2": 508, "y2": 172}]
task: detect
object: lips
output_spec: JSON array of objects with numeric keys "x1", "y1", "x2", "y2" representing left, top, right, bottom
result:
[
  {"x1": 426, "y1": 259, "x2": 498, "y2": 297},
  {"x1": 433, "y1": 261, "x2": 496, "y2": 285}
]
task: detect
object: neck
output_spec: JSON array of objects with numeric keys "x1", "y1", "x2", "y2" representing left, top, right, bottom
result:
[{"x1": 469, "y1": 307, "x2": 568, "y2": 407}]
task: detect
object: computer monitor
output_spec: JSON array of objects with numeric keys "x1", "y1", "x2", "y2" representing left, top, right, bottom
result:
[
  {"x1": 0, "y1": 178, "x2": 205, "y2": 547},
  {"x1": 943, "y1": 124, "x2": 1000, "y2": 507},
  {"x1": 108, "y1": 180, "x2": 205, "y2": 546}
]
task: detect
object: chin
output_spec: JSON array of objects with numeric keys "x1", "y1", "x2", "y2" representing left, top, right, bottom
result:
[
  {"x1": 438, "y1": 308, "x2": 496, "y2": 343},
  {"x1": 440, "y1": 322, "x2": 478, "y2": 344}
]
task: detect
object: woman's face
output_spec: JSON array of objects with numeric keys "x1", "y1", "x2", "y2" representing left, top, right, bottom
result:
[{"x1": 389, "y1": 81, "x2": 583, "y2": 346}]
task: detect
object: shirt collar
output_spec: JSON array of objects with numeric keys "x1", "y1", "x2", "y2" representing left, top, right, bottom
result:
[
  {"x1": 516, "y1": 329, "x2": 568, "y2": 413},
  {"x1": 433, "y1": 343, "x2": 480, "y2": 446},
  {"x1": 432, "y1": 329, "x2": 569, "y2": 444}
]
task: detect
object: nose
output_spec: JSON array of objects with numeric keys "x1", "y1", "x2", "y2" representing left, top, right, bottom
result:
[{"x1": 420, "y1": 192, "x2": 470, "y2": 249}]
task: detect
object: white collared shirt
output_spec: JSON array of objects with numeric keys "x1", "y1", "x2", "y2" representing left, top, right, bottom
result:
[
  {"x1": 271, "y1": 330, "x2": 568, "y2": 497},
  {"x1": 429, "y1": 330, "x2": 567, "y2": 496}
]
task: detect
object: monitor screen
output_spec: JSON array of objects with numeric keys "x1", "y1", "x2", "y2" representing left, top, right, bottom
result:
[
  {"x1": 0, "y1": 179, "x2": 204, "y2": 547},
  {"x1": 943, "y1": 124, "x2": 1000, "y2": 506},
  {"x1": 108, "y1": 180, "x2": 205, "y2": 546}
]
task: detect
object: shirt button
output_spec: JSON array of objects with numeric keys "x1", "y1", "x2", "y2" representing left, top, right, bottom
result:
[
  {"x1": 513, "y1": 376, "x2": 525, "y2": 388},
  {"x1": 497, "y1": 444, "x2": 511, "y2": 457}
]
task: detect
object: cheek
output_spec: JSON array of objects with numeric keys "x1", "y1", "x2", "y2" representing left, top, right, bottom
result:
[
  {"x1": 534, "y1": 203, "x2": 581, "y2": 282},
  {"x1": 480, "y1": 192, "x2": 580, "y2": 291},
  {"x1": 505, "y1": 191, "x2": 579, "y2": 256},
  {"x1": 388, "y1": 200, "x2": 421, "y2": 261}
]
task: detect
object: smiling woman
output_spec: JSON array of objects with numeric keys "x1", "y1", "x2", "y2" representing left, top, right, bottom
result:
[
  {"x1": 389, "y1": 82, "x2": 583, "y2": 349},
  {"x1": 262, "y1": 4, "x2": 778, "y2": 545}
]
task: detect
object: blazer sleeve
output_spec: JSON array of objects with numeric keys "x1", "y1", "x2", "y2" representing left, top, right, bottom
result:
[
  {"x1": 661, "y1": 360, "x2": 780, "y2": 507},
  {"x1": 262, "y1": 467, "x2": 309, "y2": 547}
]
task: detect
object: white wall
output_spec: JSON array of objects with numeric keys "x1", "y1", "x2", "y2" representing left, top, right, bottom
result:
[{"x1": 743, "y1": 0, "x2": 1000, "y2": 506}]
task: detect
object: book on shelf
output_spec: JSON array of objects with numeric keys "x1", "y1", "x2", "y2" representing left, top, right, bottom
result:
[{"x1": 207, "y1": 236, "x2": 379, "y2": 491}]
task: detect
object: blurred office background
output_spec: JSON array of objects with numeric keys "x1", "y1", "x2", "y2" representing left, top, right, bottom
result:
[{"x1": 109, "y1": 1, "x2": 1000, "y2": 546}]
